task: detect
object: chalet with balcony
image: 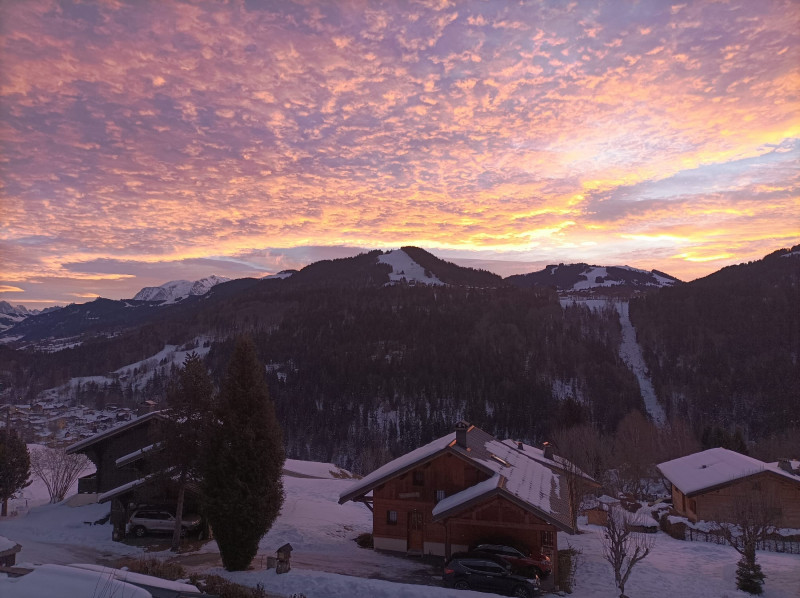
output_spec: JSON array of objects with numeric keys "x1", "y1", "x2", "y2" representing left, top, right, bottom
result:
[
  {"x1": 65, "y1": 411, "x2": 193, "y2": 539},
  {"x1": 657, "y1": 448, "x2": 800, "y2": 527},
  {"x1": 339, "y1": 421, "x2": 597, "y2": 583}
]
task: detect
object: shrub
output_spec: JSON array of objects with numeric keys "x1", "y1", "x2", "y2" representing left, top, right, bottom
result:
[
  {"x1": 121, "y1": 557, "x2": 186, "y2": 580},
  {"x1": 193, "y1": 575, "x2": 268, "y2": 598},
  {"x1": 355, "y1": 533, "x2": 373, "y2": 548},
  {"x1": 557, "y1": 543, "x2": 582, "y2": 593}
]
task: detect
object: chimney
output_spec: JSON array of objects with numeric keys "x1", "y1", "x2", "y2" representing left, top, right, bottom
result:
[
  {"x1": 542, "y1": 441, "x2": 554, "y2": 460},
  {"x1": 517, "y1": 441, "x2": 524, "y2": 450},
  {"x1": 778, "y1": 459, "x2": 794, "y2": 473},
  {"x1": 455, "y1": 420, "x2": 469, "y2": 449}
]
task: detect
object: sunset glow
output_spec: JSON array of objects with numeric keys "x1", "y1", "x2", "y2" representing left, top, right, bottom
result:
[{"x1": 1, "y1": 0, "x2": 798, "y2": 307}]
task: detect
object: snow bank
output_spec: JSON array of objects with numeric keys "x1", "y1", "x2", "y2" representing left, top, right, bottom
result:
[{"x1": 0, "y1": 564, "x2": 151, "y2": 598}]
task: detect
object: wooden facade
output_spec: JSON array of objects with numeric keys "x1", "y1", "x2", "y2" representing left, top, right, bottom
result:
[
  {"x1": 371, "y1": 451, "x2": 490, "y2": 554},
  {"x1": 370, "y1": 451, "x2": 560, "y2": 559},
  {"x1": 66, "y1": 411, "x2": 193, "y2": 540},
  {"x1": 69, "y1": 414, "x2": 164, "y2": 496},
  {"x1": 671, "y1": 471, "x2": 800, "y2": 527},
  {"x1": 340, "y1": 421, "x2": 591, "y2": 592}
]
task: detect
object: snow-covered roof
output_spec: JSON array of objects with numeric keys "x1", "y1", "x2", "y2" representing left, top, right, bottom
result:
[
  {"x1": 657, "y1": 448, "x2": 800, "y2": 496},
  {"x1": 115, "y1": 442, "x2": 162, "y2": 467},
  {"x1": 284, "y1": 459, "x2": 353, "y2": 479},
  {"x1": 433, "y1": 474, "x2": 502, "y2": 518},
  {"x1": 340, "y1": 424, "x2": 589, "y2": 532},
  {"x1": 0, "y1": 564, "x2": 152, "y2": 598},
  {"x1": 339, "y1": 433, "x2": 456, "y2": 503},
  {"x1": 65, "y1": 410, "x2": 165, "y2": 454},
  {"x1": 0, "y1": 534, "x2": 21, "y2": 554},
  {"x1": 97, "y1": 468, "x2": 174, "y2": 503},
  {"x1": 69, "y1": 564, "x2": 201, "y2": 593},
  {"x1": 500, "y1": 439, "x2": 594, "y2": 482}
]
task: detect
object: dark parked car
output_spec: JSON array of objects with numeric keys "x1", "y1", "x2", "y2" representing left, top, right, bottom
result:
[
  {"x1": 443, "y1": 552, "x2": 540, "y2": 597},
  {"x1": 474, "y1": 543, "x2": 552, "y2": 578}
]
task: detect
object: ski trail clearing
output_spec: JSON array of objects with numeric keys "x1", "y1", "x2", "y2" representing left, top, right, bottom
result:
[{"x1": 615, "y1": 301, "x2": 666, "y2": 426}]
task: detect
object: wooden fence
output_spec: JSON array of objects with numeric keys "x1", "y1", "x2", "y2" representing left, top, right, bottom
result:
[{"x1": 685, "y1": 528, "x2": 800, "y2": 554}]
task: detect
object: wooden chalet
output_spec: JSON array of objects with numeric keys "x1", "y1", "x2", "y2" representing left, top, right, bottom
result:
[
  {"x1": 65, "y1": 410, "x2": 198, "y2": 539},
  {"x1": 657, "y1": 448, "x2": 800, "y2": 527},
  {"x1": 339, "y1": 421, "x2": 597, "y2": 581}
]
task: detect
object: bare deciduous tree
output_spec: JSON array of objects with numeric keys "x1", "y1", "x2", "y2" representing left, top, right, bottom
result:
[
  {"x1": 716, "y1": 493, "x2": 780, "y2": 595},
  {"x1": 611, "y1": 410, "x2": 660, "y2": 499},
  {"x1": 600, "y1": 506, "x2": 655, "y2": 598},
  {"x1": 29, "y1": 446, "x2": 90, "y2": 503},
  {"x1": 552, "y1": 424, "x2": 608, "y2": 530}
]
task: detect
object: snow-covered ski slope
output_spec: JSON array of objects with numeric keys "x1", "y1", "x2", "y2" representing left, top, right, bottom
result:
[
  {"x1": 379, "y1": 249, "x2": 444, "y2": 285},
  {"x1": 561, "y1": 298, "x2": 666, "y2": 425}
]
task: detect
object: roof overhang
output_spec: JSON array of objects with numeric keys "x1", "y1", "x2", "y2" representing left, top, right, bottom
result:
[
  {"x1": 663, "y1": 468, "x2": 800, "y2": 498},
  {"x1": 66, "y1": 411, "x2": 165, "y2": 455},
  {"x1": 338, "y1": 444, "x2": 494, "y2": 505},
  {"x1": 432, "y1": 483, "x2": 576, "y2": 534}
]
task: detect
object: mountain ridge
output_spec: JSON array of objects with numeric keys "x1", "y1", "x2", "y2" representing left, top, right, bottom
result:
[{"x1": 131, "y1": 274, "x2": 231, "y2": 303}]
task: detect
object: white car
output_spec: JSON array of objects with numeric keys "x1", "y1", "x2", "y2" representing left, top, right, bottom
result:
[{"x1": 127, "y1": 508, "x2": 202, "y2": 538}]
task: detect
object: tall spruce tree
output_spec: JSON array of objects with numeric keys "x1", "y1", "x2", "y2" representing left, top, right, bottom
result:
[
  {"x1": 163, "y1": 352, "x2": 214, "y2": 552},
  {"x1": 0, "y1": 427, "x2": 31, "y2": 516},
  {"x1": 202, "y1": 337, "x2": 285, "y2": 571}
]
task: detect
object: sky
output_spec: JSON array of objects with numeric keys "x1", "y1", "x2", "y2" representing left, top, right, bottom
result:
[{"x1": 1, "y1": 0, "x2": 798, "y2": 308}]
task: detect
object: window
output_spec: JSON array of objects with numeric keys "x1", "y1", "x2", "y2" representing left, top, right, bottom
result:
[
  {"x1": 413, "y1": 470, "x2": 424, "y2": 486},
  {"x1": 386, "y1": 510, "x2": 398, "y2": 525},
  {"x1": 469, "y1": 561, "x2": 506, "y2": 575},
  {"x1": 435, "y1": 490, "x2": 446, "y2": 503},
  {"x1": 541, "y1": 530, "x2": 554, "y2": 547},
  {"x1": 689, "y1": 499, "x2": 697, "y2": 513}
]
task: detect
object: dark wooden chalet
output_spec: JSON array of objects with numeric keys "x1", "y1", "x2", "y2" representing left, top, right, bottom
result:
[
  {"x1": 339, "y1": 422, "x2": 597, "y2": 584},
  {"x1": 66, "y1": 411, "x2": 198, "y2": 539}
]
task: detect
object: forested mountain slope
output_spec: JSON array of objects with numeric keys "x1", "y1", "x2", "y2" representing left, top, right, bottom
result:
[
  {"x1": 204, "y1": 284, "x2": 642, "y2": 471},
  {"x1": 629, "y1": 246, "x2": 800, "y2": 439}
]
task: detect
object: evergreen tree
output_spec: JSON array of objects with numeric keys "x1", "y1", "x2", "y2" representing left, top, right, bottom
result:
[
  {"x1": 736, "y1": 547, "x2": 765, "y2": 594},
  {"x1": 163, "y1": 352, "x2": 214, "y2": 552},
  {"x1": 0, "y1": 428, "x2": 31, "y2": 516},
  {"x1": 202, "y1": 337, "x2": 285, "y2": 570}
]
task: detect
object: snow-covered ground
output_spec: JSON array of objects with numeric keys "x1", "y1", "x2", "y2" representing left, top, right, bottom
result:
[
  {"x1": 2, "y1": 462, "x2": 798, "y2": 598},
  {"x1": 37, "y1": 338, "x2": 211, "y2": 404}
]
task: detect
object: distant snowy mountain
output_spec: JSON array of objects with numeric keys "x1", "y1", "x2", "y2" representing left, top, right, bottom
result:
[
  {"x1": 0, "y1": 301, "x2": 60, "y2": 333},
  {"x1": 263, "y1": 270, "x2": 297, "y2": 280},
  {"x1": 131, "y1": 275, "x2": 231, "y2": 303},
  {"x1": 378, "y1": 249, "x2": 445, "y2": 285},
  {"x1": 507, "y1": 263, "x2": 680, "y2": 294}
]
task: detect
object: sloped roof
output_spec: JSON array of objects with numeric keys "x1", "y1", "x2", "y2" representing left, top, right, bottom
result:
[
  {"x1": 500, "y1": 439, "x2": 595, "y2": 482},
  {"x1": 339, "y1": 424, "x2": 587, "y2": 533},
  {"x1": 338, "y1": 433, "x2": 457, "y2": 504},
  {"x1": 65, "y1": 411, "x2": 165, "y2": 454},
  {"x1": 114, "y1": 442, "x2": 162, "y2": 468},
  {"x1": 657, "y1": 448, "x2": 800, "y2": 496}
]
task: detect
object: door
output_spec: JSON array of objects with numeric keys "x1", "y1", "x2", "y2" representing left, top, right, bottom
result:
[{"x1": 407, "y1": 510, "x2": 424, "y2": 551}]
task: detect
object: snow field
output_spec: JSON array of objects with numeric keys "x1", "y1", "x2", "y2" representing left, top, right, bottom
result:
[{"x1": 1, "y1": 464, "x2": 798, "y2": 598}]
